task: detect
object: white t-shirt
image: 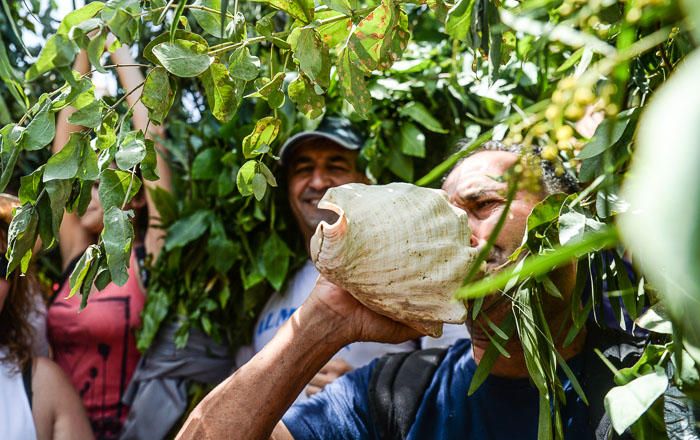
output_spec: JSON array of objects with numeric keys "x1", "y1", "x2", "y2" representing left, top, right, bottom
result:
[{"x1": 0, "y1": 353, "x2": 37, "y2": 440}]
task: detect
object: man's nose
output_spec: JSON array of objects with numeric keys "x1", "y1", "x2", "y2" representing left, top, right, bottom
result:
[{"x1": 308, "y1": 169, "x2": 331, "y2": 191}]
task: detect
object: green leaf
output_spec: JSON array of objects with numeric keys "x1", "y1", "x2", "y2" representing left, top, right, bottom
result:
[
  {"x1": 228, "y1": 46, "x2": 260, "y2": 81},
  {"x1": 0, "y1": 36, "x2": 28, "y2": 110},
  {"x1": 148, "y1": 186, "x2": 178, "y2": 226},
  {"x1": 192, "y1": 0, "x2": 232, "y2": 37},
  {"x1": 326, "y1": 0, "x2": 356, "y2": 15},
  {"x1": 558, "y1": 211, "x2": 604, "y2": 245},
  {"x1": 236, "y1": 160, "x2": 257, "y2": 196},
  {"x1": 250, "y1": 0, "x2": 314, "y2": 23},
  {"x1": 101, "y1": 2, "x2": 140, "y2": 44},
  {"x1": 164, "y1": 210, "x2": 212, "y2": 251},
  {"x1": 247, "y1": 72, "x2": 286, "y2": 108},
  {"x1": 152, "y1": 40, "x2": 212, "y2": 78},
  {"x1": 141, "y1": 140, "x2": 159, "y2": 181},
  {"x1": 43, "y1": 134, "x2": 86, "y2": 181},
  {"x1": 192, "y1": 148, "x2": 223, "y2": 180},
  {"x1": 200, "y1": 62, "x2": 243, "y2": 122},
  {"x1": 445, "y1": 0, "x2": 477, "y2": 41},
  {"x1": 25, "y1": 34, "x2": 79, "y2": 82},
  {"x1": 51, "y1": 76, "x2": 93, "y2": 111},
  {"x1": 58, "y1": 2, "x2": 106, "y2": 34},
  {"x1": 0, "y1": 124, "x2": 24, "y2": 192},
  {"x1": 316, "y1": 10, "x2": 352, "y2": 47},
  {"x1": 346, "y1": 0, "x2": 408, "y2": 72},
  {"x1": 337, "y1": 47, "x2": 371, "y2": 119},
  {"x1": 98, "y1": 168, "x2": 142, "y2": 211},
  {"x1": 399, "y1": 102, "x2": 448, "y2": 134},
  {"x1": 577, "y1": 108, "x2": 639, "y2": 159},
  {"x1": 101, "y1": 206, "x2": 134, "y2": 286},
  {"x1": 242, "y1": 117, "x2": 280, "y2": 159},
  {"x1": 252, "y1": 173, "x2": 267, "y2": 201},
  {"x1": 24, "y1": 96, "x2": 56, "y2": 150},
  {"x1": 169, "y1": 0, "x2": 189, "y2": 43},
  {"x1": 635, "y1": 303, "x2": 673, "y2": 335},
  {"x1": 288, "y1": 74, "x2": 325, "y2": 120},
  {"x1": 604, "y1": 368, "x2": 668, "y2": 435},
  {"x1": 258, "y1": 162, "x2": 277, "y2": 187},
  {"x1": 142, "y1": 67, "x2": 176, "y2": 125},
  {"x1": 207, "y1": 235, "x2": 238, "y2": 273},
  {"x1": 45, "y1": 179, "x2": 72, "y2": 242},
  {"x1": 19, "y1": 167, "x2": 43, "y2": 204},
  {"x1": 292, "y1": 28, "x2": 330, "y2": 88},
  {"x1": 115, "y1": 131, "x2": 147, "y2": 170},
  {"x1": 468, "y1": 314, "x2": 515, "y2": 395},
  {"x1": 144, "y1": 31, "x2": 208, "y2": 65},
  {"x1": 259, "y1": 232, "x2": 291, "y2": 290},
  {"x1": 87, "y1": 30, "x2": 108, "y2": 74},
  {"x1": 399, "y1": 122, "x2": 426, "y2": 158},
  {"x1": 67, "y1": 99, "x2": 104, "y2": 129},
  {"x1": 5, "y1": 204, "x2": 39, "y2": 274},
  {"x1": 67, "y1": 244, "x2": 101, "y2": 299}
]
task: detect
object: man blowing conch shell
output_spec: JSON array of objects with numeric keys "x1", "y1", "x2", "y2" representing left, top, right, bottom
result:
[{"x1": 178, "y1": 141, "x2": 604, "y2": 440}]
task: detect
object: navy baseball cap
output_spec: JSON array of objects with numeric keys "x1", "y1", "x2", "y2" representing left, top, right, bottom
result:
[{"x1": 278, "y1": 117, "x2": 364, "y2": 166}]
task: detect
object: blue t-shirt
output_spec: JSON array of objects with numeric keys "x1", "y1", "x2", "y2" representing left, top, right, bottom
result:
[{"x1": 283, "y1": 339, "x2": 591, "y2": 439}]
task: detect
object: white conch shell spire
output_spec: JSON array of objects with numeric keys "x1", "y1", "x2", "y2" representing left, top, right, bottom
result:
[{"x1": 309, "y1": 183, "x2": 478, "y2": 337}]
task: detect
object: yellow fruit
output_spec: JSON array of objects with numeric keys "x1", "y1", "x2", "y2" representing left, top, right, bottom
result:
[
  {"x1": 541, "y1": 145, "x2": 559, "y2": 161},
  {"x1": 556, "y1": 125, "x2": 574, "y2": 142},
  {"x1": 564, "y1": 104, "x2": 584, "y2": 120},
  {"x1": 545, "y1": 105, "x2": 560, "y2": 121},
  {"x1": 574, "y1": 88, "x2": 594, "y2": 106}
]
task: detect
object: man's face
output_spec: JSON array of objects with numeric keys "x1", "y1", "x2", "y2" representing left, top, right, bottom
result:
[
  {"x1": 442, "y1": 150, "x2": 543, "y2": 274},
  {"x1": 287, "y1": 139, "x2": 367, "y2": 241}
]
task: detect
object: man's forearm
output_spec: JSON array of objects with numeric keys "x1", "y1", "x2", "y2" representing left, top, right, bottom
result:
[{"x1": 177, "y1": 297, "x2": 348, "y2": 440}]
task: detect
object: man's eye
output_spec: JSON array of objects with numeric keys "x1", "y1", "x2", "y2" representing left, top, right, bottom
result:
[{"x1": 474, "y1": 200, "x2": 501, "y2": 216}]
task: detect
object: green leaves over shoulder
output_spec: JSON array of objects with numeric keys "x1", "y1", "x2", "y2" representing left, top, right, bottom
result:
[
  {"x1": 153, "y1": 40, "x2": 212, "y2": 78},
  {"x1": 144, "y1": 31, "x2": 208, "y2": 65},
  {"x1": 142, "y1": 67, "x2": 177, "y2": 126},
  {"x1": 101, "y1": 207, "x2": 134, "y2": 286},
  {"x1": 200, "y1": 62, "x2": 244, "y2": 122},
  {"x1": 242, "y1": 117, "x2": 280, "y2": 159}
]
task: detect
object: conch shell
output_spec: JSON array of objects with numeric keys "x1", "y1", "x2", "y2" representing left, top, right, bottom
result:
[{"x1": 309, "y1": 183, "x2": 478, "y2": 337}]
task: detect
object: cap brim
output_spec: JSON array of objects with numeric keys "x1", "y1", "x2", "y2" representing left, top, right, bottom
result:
[{"x1": 279, "y1": 132, "x2": 361, "y2": 166}]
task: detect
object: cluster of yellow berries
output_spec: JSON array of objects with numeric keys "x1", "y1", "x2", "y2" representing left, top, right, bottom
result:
[
  {"x1": 504, "y1": 75, "x2": 619, "y2": 175},
  {"x1": 626, "y1": 0, "x2": 670, "y2": 23}
]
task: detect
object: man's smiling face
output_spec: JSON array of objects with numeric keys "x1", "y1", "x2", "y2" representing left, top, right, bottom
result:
[{"x1": 286, "y1": 139, "x2": 367, "y2": 244}]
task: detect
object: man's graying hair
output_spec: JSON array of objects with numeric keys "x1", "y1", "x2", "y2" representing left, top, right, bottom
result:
[{"x1": 454, "y1": 140, "x2": 580, "y2": 195}]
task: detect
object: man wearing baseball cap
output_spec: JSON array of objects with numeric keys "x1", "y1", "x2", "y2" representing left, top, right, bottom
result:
[{"x1": 235, "y1": 116, "x2": 418, "y2": 399}]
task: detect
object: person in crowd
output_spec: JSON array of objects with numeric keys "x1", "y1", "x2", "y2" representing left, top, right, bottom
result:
[
  {"x1": 0, "y1": 196, "x2": 94, "y2": 440},
  {"x1": 47, "y1": 41, "x2": 172, "y2": 439},
  {"x1": 175, "y1": 140, "x2": 650, "y2": 439}
]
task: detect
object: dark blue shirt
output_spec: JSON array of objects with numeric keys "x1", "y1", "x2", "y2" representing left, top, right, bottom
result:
[{"x1": 283, "y1": 339, "x2": 591, "y2": 439}]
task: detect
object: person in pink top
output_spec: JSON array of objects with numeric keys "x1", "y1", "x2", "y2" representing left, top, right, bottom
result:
[{"x1": 47, "y1": 38, "x2": 172, "y2": 440}]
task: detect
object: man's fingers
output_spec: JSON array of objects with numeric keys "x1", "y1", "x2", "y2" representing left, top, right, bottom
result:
[{"x1": 306, "y1": 385, "x2": 322, "y2": 396}]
